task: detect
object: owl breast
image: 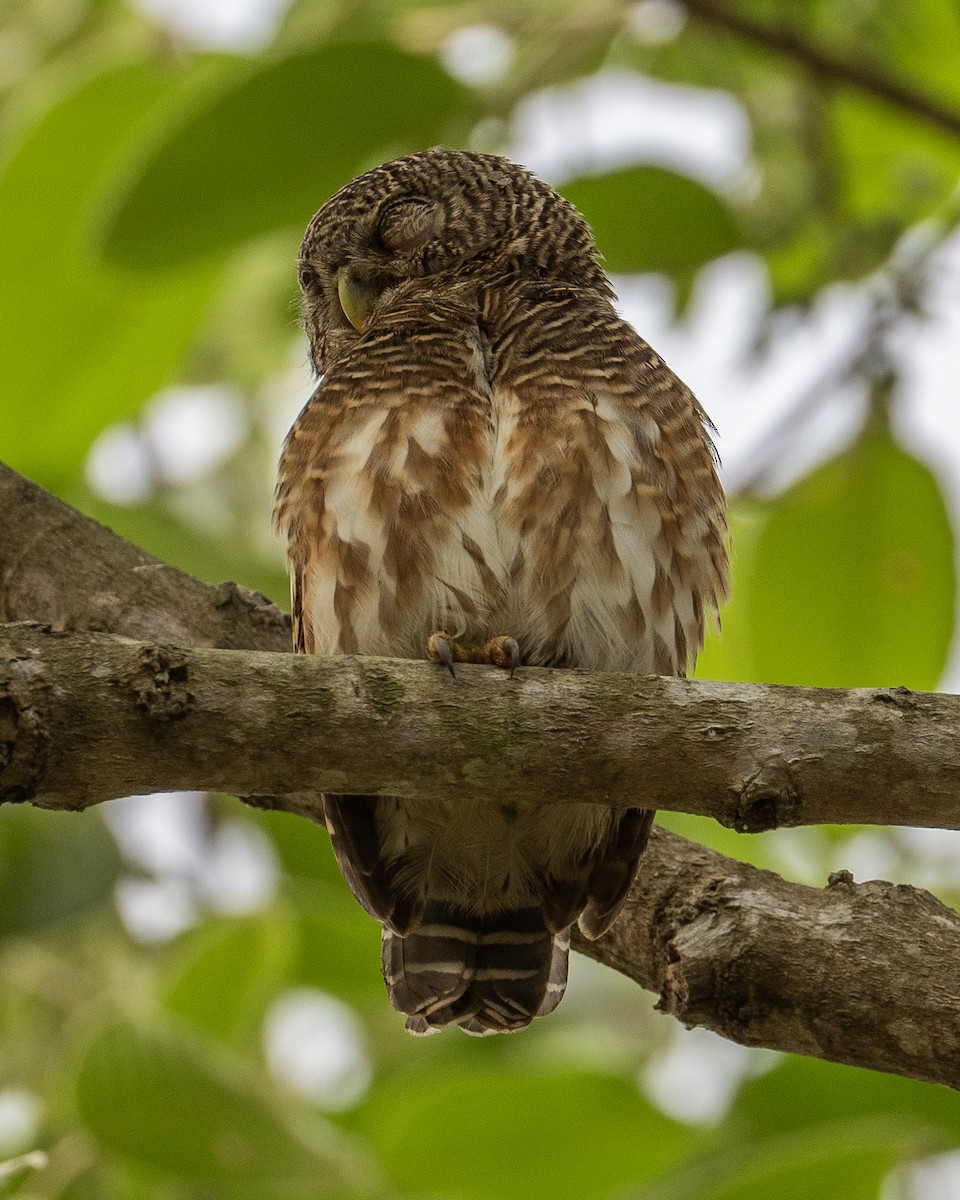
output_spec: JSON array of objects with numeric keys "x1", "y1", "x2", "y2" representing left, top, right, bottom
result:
[{"x1": 284, "y1": 294, "x2": 715, "y2": 680}]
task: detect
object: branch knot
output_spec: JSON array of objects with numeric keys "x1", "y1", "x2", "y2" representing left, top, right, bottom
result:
[
  {"x1": 732, "y1": 754, "x2": 802, "y2": 832},
  {"x1": 123, "y1": 647, "x2": 194, "y2": 721}
]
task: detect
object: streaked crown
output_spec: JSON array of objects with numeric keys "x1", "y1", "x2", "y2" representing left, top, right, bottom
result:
[{"x1": 297, "y1": 148, "x2": 610, "y2": 372}]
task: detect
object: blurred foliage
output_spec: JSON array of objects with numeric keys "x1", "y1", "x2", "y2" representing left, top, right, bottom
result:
[{"x1": 2, "y1": 0, "x2": 960, "y2": 1197}]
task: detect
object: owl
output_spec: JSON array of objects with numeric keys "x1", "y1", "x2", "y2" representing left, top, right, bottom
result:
[{"x1": 275, "y1": 149, "x2": 727, "y2": 1035}]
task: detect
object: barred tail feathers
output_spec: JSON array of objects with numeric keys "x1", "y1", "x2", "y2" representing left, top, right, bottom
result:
[{"x1": 382, "y1": 903, "x2": 570, "y2": 1036}]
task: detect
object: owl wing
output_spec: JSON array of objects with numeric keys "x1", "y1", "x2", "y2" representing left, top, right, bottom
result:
[
  {"x1": 576, "y1": 807, "x2": 655, "y2": 938},
  {"x1": 576, "y1": 338, "x2": 723, "y2": 939},
  {"x1": 322, "y1": 794, "x2": 424, "y2": 935}
]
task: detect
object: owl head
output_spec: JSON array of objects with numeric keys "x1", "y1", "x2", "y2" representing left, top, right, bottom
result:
[{"x1": 297, "y1": 148, "x2": 610, "y2": 373}]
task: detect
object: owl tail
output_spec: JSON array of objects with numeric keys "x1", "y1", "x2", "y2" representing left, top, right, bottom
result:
[{"x1": 381, "y1": 903, "x2": 570, "y2": 1037}]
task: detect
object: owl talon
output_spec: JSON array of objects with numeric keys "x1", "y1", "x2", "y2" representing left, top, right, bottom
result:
[
  {"x1": 486, "y1": 635, "x2": 520, "y2": 677},
  {"x1": 427, "y1": 631, "x2": 458, "y2": 677}
]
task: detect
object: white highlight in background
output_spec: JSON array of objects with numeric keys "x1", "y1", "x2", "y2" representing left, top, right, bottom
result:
[
  {"x1": 628, "y1": 0, "x2": 687, "y2": 45},
  {"x1": 130, "y1": 0, "x2": 292, "y2": 49},
  {"x1": 143, "y1": 385, "x2": 247, "y2": 483},
  {"x1": 642, "y1": 1026, "x2": 777, "y2": 1124},
  {"x1": 442, "y1": 25, "x2": 514, "y2": 86},
  {"x1": 104, "y1": 794, "x2": 279, "y2": 943},
  {"x1": 0, "y1": 1089, "x2": 41, "y2": 1156},
  {"x1": 85, "y1": 423, "x2": 153, "y2": 504},
  {"x1": 264, "y1": 989, "x2": 372, "y2": 1111},
  {"x1": 511, "y1": 68, "x2": 753, "y2": 191},
  {"x1": 104, "y1": 792, "x2": 210, "y2": 876},
  {"x1": 903, "y1": 1152, "x2": 960, "y2": 1200},
  {"x1": 197, "y1": 820, "x2": 279, "y2": 914},
  {"x1": 114, "y1": 875, "x2": 199, "y2": 944},
  {"x1": 85, "y1": 385, "x2": 247, "y2": 504}
]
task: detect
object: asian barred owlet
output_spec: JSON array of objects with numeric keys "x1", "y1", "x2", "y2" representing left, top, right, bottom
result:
[{"x1": 275, "y1": 149, "x2": 727, "y2": 1036}]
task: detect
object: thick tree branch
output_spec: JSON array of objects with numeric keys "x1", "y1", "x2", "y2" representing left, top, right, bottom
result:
[
  {"x1": 2, "y1": 461, "x2": 959, "y2": 1089},
  {"x1": 0, "y1": 462, "x2": 290, "y2": 652},
  {"x1": 576, "y1": 833, "x2": 960, "y2": 1091},
  {"x1": 1, "y1": 622, "x2": 959, "y2": 834},
  {"x1": 682, "y1": 0, "x2": 960, "y2": 140}
]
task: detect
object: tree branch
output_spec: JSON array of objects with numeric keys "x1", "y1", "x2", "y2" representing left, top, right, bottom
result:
[
  {"x1": 575, "y1": 833, "x2": 960, "y2": 1091},
  {"x1": 2, "y1": 461, "x2": 959, "y2": 1089},
  {"x1": 682, "y1": 0, "x2": 960, "y2": 139},
  {"x1": 0, "y1": 462, "x2": 290, "y2": 652},
  {"x1": 2, "y1": 622, "x2": 959, "y2": 834}
]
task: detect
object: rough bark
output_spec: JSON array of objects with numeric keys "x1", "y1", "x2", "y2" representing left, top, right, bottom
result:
[
  {"x1": 0, "y1": 462, "x2": 289, "y2": 652},
  {"x1": 2, "y1": 461, "x2": 960, "y2": 1090},
  {"x1": 575, "y1": 832, "x2": 960, "y2": 1090},
  {"x1": 2, "y1": 622, "x2": 960, "y2": 834}
]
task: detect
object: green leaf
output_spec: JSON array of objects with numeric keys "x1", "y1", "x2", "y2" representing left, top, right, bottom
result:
[
  {"x1": 560, "y1": 166, "x2": 739, "y2": 276},
  {"x1": 0, "y1": 59, "x2": 221, "y2": 487},
  {"x1": 830, "y1": 93, "x2": 960, "y2": 228},
  {"x1": 0, "y1": 807, "x2": 122, "y2": 938},
  {"x1": 737, "y1": 1054, "x2": 960, "y2": 1142},
  {"x1": 350, "y1": 1070, "x2": 694, "y2": 1200},
  {"x1": 631, "y1": 1115, "x2": 930, "y2": 1200},
  {"x1": 162, "y1": 913, "x2": 294, "y2": 1047},
  {"x1": 763, "y1": 219, "x2": 837, "y2": 308},
  {"x1": 745, "y1": 423, "x2": 955, "y2": 688},
  {"x1": 100, "y1": 43, "x2": 467, "y2": 268},
  {"x1": 293, "y1": 883, "x2": 384, "y2": 1006},
  {"x1": 75, "y1": 1019, "x2": 382, "y2": 1198},
  {"x1": 632, "y1": 1056, "x2": 960, "y2": 1200},
  {"x1": 864, "y1": 0, "x2": 960, "y2": 111}
]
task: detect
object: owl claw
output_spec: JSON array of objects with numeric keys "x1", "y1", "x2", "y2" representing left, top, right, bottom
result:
[
  {"x1": 487, "y1": 636, "x2": 520, "y2": 677},
  {"x1": 427, "y1": 631, "x2": 458, "y2": 677}
]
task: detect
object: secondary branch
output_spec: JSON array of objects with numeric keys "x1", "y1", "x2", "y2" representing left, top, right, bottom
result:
[
  {"x1": 576, "y1": 831, "x2": 960, "y2": 1091},
  {"x1": 0, "y1": 461, "x2": 290, "y2": 652},
  {"x1": 682, "y1": 0, "x2": 960, "y2": 139}
]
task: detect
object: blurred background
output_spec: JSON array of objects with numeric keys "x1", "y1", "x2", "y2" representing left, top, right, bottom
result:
[{"x1": 3, "y1": 0, "x2": 960, "y2": 1196}]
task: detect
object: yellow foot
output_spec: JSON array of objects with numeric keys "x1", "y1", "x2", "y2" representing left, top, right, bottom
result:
[{"x1": 427, "y1": 631, "x2": 520, "y2": 678}]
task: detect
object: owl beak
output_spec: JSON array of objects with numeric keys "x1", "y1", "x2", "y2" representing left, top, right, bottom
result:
[{"x1": 337, "y1": 268, "x2": 378, "y2": 332}]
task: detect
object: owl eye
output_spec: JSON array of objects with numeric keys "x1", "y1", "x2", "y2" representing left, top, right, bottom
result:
[{"x1": 336, "y1": 268, "x2": 380, "y2": 332}]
